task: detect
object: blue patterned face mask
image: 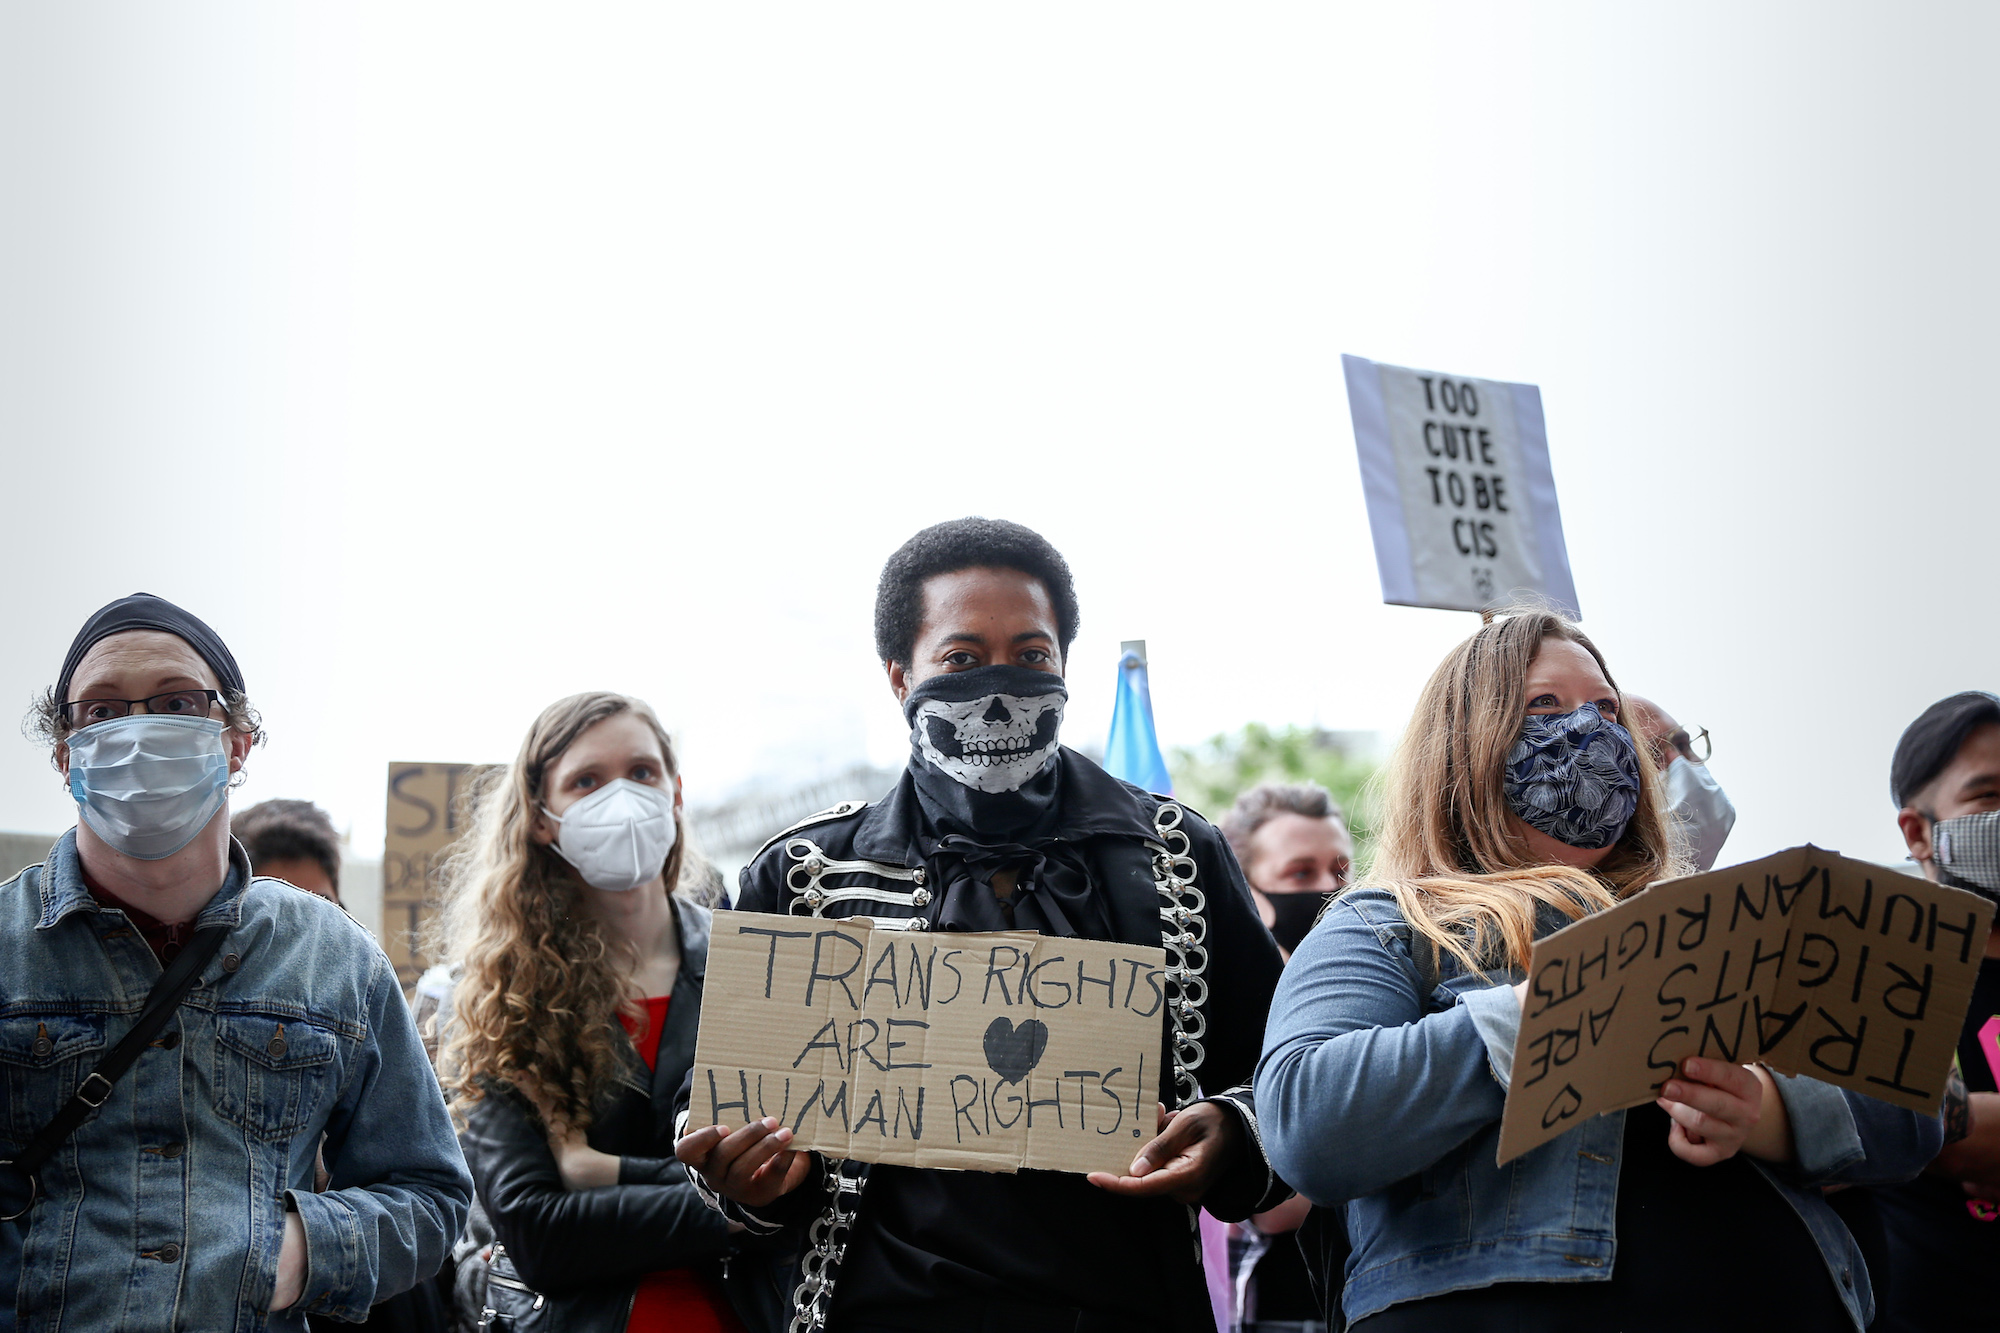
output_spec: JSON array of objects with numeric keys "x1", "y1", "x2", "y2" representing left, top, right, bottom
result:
[{"x1": 1503, "y1": 703, "x2": 1642, "y2": 850}]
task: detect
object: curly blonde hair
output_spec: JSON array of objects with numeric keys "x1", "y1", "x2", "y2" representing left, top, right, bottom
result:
[
  {"x1": 434, "y1": 691, "x2": 689, "y2": 1131},
  {"x1": 1369, "y1": 609, "x2": 1683, "y2": 977}
]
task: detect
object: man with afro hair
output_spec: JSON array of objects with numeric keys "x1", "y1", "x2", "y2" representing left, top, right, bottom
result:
[{"x1": 680, "y1": 517, "x2": 1290, "y2": 1333}]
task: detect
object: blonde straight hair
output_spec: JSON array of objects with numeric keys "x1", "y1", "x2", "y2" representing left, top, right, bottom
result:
[
  {"x1": 1370, "y1": 609, "x2": 1682, "y2": 976},
  {"x1": 433, "y1": 691, "x2": 689, "y2": 1131}
]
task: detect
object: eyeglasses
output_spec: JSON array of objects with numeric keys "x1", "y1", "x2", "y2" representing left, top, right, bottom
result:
[
  {"x1": 1669, "y1": 726, "x2": 1712, "y2": 764},
  {"x1": 63, "y1": 690, "x2": 223, "y2": 729}
]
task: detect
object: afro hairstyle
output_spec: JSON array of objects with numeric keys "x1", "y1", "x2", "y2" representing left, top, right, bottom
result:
[{"x1": 873, "y1": 517, "x2": 1080, "y2": 668}]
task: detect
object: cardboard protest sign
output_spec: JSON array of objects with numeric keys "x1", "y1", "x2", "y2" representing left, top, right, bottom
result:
[
  {"x1": 1498, "y1": 846, "x2": 1992, "y2": 1164},
  {"x1": 381, "y1": 762, "x2": 496, "y2": 988},
  {"x1": 1343, "y1": 354, "x2": 1579, "y2": 618},
  {"x1": 690, "y1": 912, "x2": 1168, "y2": 1176}
]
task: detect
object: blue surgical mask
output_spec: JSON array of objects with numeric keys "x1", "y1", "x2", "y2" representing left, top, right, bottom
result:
[
  {"x1": 67, "y1": 714, "x2": 232, "y2": 860},
  {"x1": 1503, "y1": 703, "x2": 1641, "y2": 850}
]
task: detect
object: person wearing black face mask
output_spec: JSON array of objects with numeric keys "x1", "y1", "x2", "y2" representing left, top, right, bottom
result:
[
  {"x1": 1864, "y1": 691, "x2": 2000, "y2": 1333},
  {"x1": 1223, "y1": 783, "x2": 1355, "y2": 960},
  {"x1": 676, "y1": 517, "x2": 1290, "y2": 1333}
]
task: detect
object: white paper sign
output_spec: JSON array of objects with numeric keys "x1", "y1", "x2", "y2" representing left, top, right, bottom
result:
[{"x1": 1344, "y1": 354, "x2": 1579, "y2": 617}]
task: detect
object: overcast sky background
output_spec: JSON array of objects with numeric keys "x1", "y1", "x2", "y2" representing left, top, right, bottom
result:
[{"x1": 2, "y1": 3, "x2": 1993, "y2": 871}]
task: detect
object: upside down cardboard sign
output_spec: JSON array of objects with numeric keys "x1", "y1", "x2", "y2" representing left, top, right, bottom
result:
[
  {"x1": 1498, "y1": 846, "x2": 1993, "y2": 1164},
  {"x1": 690, "y1": 912, "x2": 1169, "y2": 1176}
]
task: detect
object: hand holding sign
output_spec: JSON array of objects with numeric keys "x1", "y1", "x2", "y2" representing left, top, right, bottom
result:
[
  {"x1": 1086, "y1": 1101, "x2": 1245, "y2": 1205},
  {"x1": 1654, "y1": 1057, "x2": 1778, "y2": 1167},
  {"x1": 675, "y1": 1117, "x2": 814, "y2": 1209}
]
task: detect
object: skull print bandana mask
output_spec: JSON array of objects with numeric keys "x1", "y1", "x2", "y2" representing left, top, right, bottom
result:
[
  {"x1": 903, "y1": 664, "x2": 1067, "y2": 841},
  {"x1": 1502, "y1": 702, "x2": 1642, "y2": 850}
]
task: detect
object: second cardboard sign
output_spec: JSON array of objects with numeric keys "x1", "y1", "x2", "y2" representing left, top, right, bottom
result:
[
  {"x1": 1499, "y1": 846, "x2": 1992, "y2": 1163},
  {"x1": 691, "y1": 912, "x2": 1169, "y2": 1177}
]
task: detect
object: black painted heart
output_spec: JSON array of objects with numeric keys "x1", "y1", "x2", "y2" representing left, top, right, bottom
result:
[
  {"x1": 982, "y1": 1017, "x2": 1049, "y2": 1086},
  {"x1": 1539, "y1": 1082, "x2": 1584, "y2": 1130}
]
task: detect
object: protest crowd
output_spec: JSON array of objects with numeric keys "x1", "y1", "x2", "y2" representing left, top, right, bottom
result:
[{"x1": 3, "y1": 516, "x2": 1997, "y2": 1333}]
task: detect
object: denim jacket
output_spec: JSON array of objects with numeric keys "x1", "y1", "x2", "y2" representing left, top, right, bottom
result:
[
  {"x1": 1256, "y1": 888, "x2": 1943, "y2": 1330},
  {"x1": 0, "y1": 831, "x2": 473, "y2": 1333}
]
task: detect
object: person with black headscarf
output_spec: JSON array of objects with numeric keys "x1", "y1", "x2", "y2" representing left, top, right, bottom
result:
[
  {"x1": 0, "y1": 593, "x2": 472, "y2": 1332},
  {"x1": 676, "y1": 520, "x2": 1290, "y2": 1333},
  {"x1": 1864, "y1": 691, "x2": 2000, "y2": 1331}
]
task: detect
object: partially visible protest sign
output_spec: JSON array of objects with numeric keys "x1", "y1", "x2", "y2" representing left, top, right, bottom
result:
[
  {"x1": 381, "y1": 761, "x2": 494, "y2": 988},
  {"x1": 1498, "y1": 846, "x2": 1992, "y2": 1164},
  {"x1": 1343, "y1": 354, "x2": 1579, "y2": 618},
  {"x1": 690, "y1": 912, "x2": 1168, "y2": 1176}
]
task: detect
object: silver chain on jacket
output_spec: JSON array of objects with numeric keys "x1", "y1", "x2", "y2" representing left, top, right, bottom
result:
[
  {"x1": 780, "y1": 805, "x2": 1209, "y2": 1331},
  {"x1": 1149, "y1": 802, "x2": 1210, "y2": 1110}
]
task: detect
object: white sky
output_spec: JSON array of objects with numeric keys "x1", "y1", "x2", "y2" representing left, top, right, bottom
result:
[{"x1": 2, "y1": 3, "x2": 1994, "y2": 871}]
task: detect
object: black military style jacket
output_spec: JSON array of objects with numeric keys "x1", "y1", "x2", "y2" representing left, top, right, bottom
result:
[{"x1": 688, "y1": 749, "x2": 1290, "y2": 1333}]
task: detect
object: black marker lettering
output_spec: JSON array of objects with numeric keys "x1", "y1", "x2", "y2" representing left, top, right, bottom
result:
[
  {"x1": 1076, "y1": 957, "x2": 1118, "y2": 1007},
  {"x1": 806, "y1": 930, "x2": 865, "y2": 1010},
  {"x1": 1025, "y1": 955, "x2": 1073, "y2": 1008},
  {"x1": 1863, "y1": 1025, "x2": 1933, "y2": 1099},
  {"x1": 1676, "y1": 894, "x2": 1713, "y2": 951},
  {"x1": 883, "y1": 1018, "x2": 932, "y2": 1070},
  {"x1": 1096, "y1": 1066, "x2": 1126, "y2": 1136},
  {"x1": 1746, "y1": 931, "x2": 1789, "y2": 990},
  {"x1": 1657, "y1": 963, "x2": 1696, "y2": 1022},
  {"x1": 1882, "y1": 961, "x2": 1933, "y2": 1021},
  {"x1": 794, "y1": 1020, "x2": 847, "y2": 1071},
  {"x1": 1796, "y1": 933, "x2": 1840, "y2": 987},
  {"x1": 1808, "y1": 1009, "x2": 1866, "y2": 1077},
  {"x1": 951, "y1": 1075, "x2": 982, "y2": 1140},
  {"x1": 1929, "y1": 904, "x2": 1982, "y2": 964},
  {"x1": 935, "y1": 949, "x2": 965, "y2": 1004},
  {"x1": 791, "y1": 1079, "x2": 850, "y2": 1134},
  {"x1": 708, "y1": 1069, "x2": 751, "y2": 1123},
  {"x1": 983, "y1": 946, "x2": 1023, "y2": 1004},
  {"x1": 864, "y1": 944, "x2": 901, "y2": 1005},
  {"x1": 1880, "y1": 894, "x2": 1925, "y2": 945},
  {"x1": 893, "y1": 1086, "x2": 926, "y2": 1140},
  {"x1": 1819, "y1": 875, "x2": 1874, "y2": 932},
  {"x1": 738, "y1": 926, "x2": 813, "y2": 999}
]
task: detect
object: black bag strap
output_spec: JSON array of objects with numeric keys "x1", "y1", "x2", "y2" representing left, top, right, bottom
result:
[{"x1": 0, "y1": 923, "x2": 229, "y2": 1221}]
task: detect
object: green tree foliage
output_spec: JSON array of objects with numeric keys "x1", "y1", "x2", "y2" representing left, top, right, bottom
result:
[{"x1": 1168, "y1": 724, "x2": 1382, "y2": 870}]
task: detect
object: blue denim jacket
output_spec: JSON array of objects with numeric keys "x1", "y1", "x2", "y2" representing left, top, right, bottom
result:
[
  {"x1": 1256, "y1": 888, "x2": 1943, "y2": 1330},
  {"x1": 0, "y1": 831, "x2": 473, "y2": 1333}
]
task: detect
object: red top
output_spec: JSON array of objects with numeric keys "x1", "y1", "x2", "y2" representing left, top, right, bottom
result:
[
  {"x1": 623, "y1": 996, "x2": 675, "y2": 1072},
  {"x1": 617, "y1": 997, "x2": 743, "y2": 1333}
]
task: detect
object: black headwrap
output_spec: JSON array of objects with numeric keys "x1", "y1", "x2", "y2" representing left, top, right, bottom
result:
[{"x1": 56, "y1": 592, "x2": 246, "y2": 704}]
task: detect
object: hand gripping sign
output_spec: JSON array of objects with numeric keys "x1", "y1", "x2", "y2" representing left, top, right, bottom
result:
[
  {"x1": 690, "y1": 913, "x2": 1169, "y2": 1176},
  {"x1": 1498, "y1": 846, "x2": 1993, "y2": 1164}
]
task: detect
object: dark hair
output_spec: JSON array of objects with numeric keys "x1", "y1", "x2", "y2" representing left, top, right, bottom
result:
[
  {"x1": 1220, "y1": 782, "x2": 1346, "y2": 862},
  {"x1": 873, "y1": 518, "x2": 1081, "y2": 667},
  {"x1": 1891, "y1": 691, "x2": 2000, "y2": 809},
  {"x1": 232, "y1": 799, "x2": 342, "y2": 892}
]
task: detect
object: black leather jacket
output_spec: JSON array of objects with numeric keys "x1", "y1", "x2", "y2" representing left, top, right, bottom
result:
[
  {"x1": 461, "y1": 896, "x2": 789, "y2": 1333},
  {"x1": 688, "y1": 753, "x2": 1291, "y2": 1330}
]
